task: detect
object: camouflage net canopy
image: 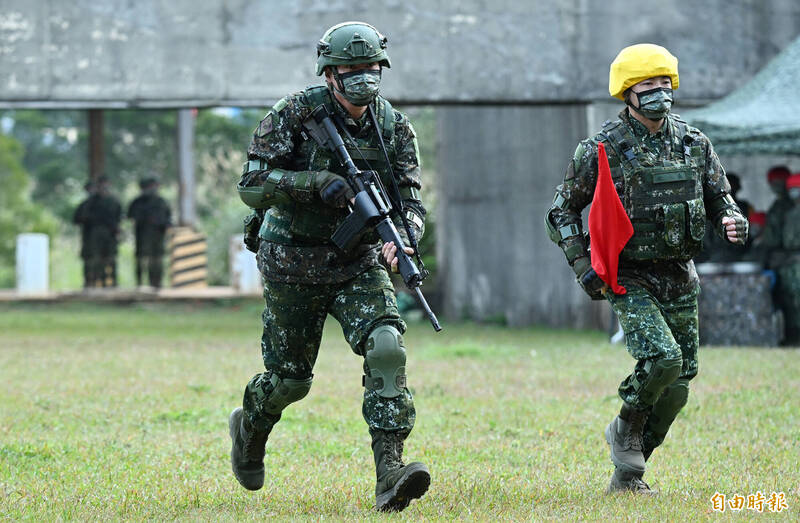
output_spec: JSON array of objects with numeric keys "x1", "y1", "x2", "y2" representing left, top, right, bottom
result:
[{"x1": 685, "y1": 35, "x2": 800, "y2": 156}]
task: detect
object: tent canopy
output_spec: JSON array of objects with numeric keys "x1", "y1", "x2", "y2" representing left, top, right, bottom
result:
[{"x1": 685, "y1": 35, "x2": 800, "y2": 156}]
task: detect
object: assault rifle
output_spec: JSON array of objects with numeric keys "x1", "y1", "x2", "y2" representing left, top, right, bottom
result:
[{"x1": 303, "y1": 104, "x2": 441, "y2": 332}]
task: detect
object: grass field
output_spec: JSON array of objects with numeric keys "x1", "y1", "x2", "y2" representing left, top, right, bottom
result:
[{"x1": 1, "y1": 302, "x2": 798, "y2": 520}]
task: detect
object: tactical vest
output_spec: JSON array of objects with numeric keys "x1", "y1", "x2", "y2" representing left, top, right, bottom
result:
[
  {"x1": 599, "y1": 115, "x2": 706, "y2": 262},
  {"x1": 260, "y1": 85, "x2": 397, "y2": 245}
]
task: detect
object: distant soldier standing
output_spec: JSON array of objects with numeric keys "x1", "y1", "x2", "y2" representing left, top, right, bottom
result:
[
  {"x1": 73, "y1": 176, "x2": 122, "y2": 287},
  {"x1": 776, "y1": 174, "x2": 800, "y2": 344},
  {"x1": 762, "y1": 166, "x2": 793, "y2": 269},
  {"x1": 128, "y1": 177, "x2": 171, "y2": 288},
  {"x1": 229, "y1": 21, "x2": 430, "y2": 511},
  {"x1": 545, "y1": 44, "x2": 748, "y2": 493}
]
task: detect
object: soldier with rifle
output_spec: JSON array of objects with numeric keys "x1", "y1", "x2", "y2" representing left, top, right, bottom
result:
[{"x1": 230, "y1": 21, "x2": 436, "y2": 512}]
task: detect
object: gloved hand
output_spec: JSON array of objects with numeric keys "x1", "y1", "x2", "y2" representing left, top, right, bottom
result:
[
  {"x1": 314, "y1": 170, "x2": 355, "y2": 208},
  {"x1": 721, "y1": 211, "x2": 748, "y2": 245},
  {"x1": 243, "y1": 210, "x2": 263, "y2": 253},
  {"x1": 572, "y1": 256, "x2": 607, "y2": 300}
]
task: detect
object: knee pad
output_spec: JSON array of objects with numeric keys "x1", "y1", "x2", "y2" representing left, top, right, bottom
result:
[
  {"x1": 261, "y1": 373, "x2": 313, "y2": 416},
  {"x1": 644, "y1": 378, "x2": 690, "y2": 449},
  {"x1": 363, "y1": 324, "x2": 407, "y2": 399},
  {"x1": 637, "y1": 354, "x2": 682, "y2": 405}
]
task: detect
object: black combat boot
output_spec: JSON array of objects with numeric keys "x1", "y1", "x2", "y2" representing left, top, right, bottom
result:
[
  {"x1": 228, "y1": 407, "x2": 270, "y2": 491},
  {"x1": 606, "y1": 467, "x2": 657, "y2": 495},
  {"x1": 370, "y1": 429, "x2": 430, "y2": 512},
  {"x1": 604, "y1": 403, "x2": 649, "y2": 475}
]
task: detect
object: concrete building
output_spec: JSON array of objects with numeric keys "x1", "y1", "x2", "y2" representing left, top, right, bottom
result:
[{"x1": 2, "y1": 0, "x2": 799, "y2": 326}]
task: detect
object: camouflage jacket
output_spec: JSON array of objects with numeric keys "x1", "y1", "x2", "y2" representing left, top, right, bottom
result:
[
  {"x1": 781, "y1": 203, "x2": 800, "y2": 253},
  {"x1": 74, "y1": 194, "x2": 122, "y2": 257},
  {"x1": 127, "y1": 193, "x2": 171, "y2": 256},
  {"x1": 763, "y1": 195, "x2": 794, "y2": 249},
  {"x1": 547, "y1": 109, "x2": 742, "y2": 301},
  {"x1": 241, "y1": 86, "x2": 426, "y2": 284}
]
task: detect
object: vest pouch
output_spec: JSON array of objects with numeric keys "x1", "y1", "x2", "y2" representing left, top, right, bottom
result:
[
  {"x1": 259, "y1": 206, "x2": 294, "y2": 243},
  {"x1": 687, "y1": 198, "x2": 706, "y2": 241},
  {"x1": 288, "y1": 202, "x2": 345, "y2": 241},
  {"x1": 663, "y1": 202, "x2": 686, "y2": 249}
]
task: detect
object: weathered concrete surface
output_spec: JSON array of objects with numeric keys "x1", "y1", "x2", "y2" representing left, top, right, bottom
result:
[
  {"x1": 437, "y1": 104, "x2": 608, "y2": 328},
  {"x1": 2, "y1": 0, "x2": 799, "y2": 107}
]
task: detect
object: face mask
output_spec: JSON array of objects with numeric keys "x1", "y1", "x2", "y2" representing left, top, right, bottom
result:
[
  {"x1": 335, "y1": 69, "x2": 381, "y2": 106},
  {"x1": 788, "y1": 187, "x2": 800, "y2": 200},
  {"x1": 629, "y1": 87, "x2": 673, "y2": 121}
]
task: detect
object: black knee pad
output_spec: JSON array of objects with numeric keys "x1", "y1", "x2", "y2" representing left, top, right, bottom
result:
[
  {"x1": 261, "y1": 373, "x2": 313, "y2": 416},
  {"x1": 644, "y1": 378, "x2": 690, "y2": 450},
  {"x1": 637, "y1": 354, "x2": 682, "y2": 405}
]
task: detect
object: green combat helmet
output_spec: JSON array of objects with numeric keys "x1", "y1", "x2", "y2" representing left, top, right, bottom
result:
[{"x1": 315, "y1": 21, "x2": 391, "y2": 76}]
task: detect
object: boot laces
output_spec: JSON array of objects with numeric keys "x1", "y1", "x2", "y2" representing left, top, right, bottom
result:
[
  {"x1": 625, "y1": 410, "x2": 648, "y2": 451},
  {"x1": 243, "y1": 428, "x2": 268, "y2": 463},
  {"x1": 630, "y1": 476, "x2": 652, "y2": 492},
  {"x1": 383, "y1": 432, "x2": 405, "y2": 470}
]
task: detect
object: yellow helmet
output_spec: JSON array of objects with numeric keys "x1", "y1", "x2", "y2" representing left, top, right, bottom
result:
[{"x1": 608, "y1": 44, "x2": 679, "y2": 100}]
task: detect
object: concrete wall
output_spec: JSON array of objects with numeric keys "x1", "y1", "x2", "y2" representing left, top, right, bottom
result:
[
  {"x1": 2, "y1": 1, "x2": 800, "y2": 107},
  {"x1": 437, "y1": 104, "x2": 608, "y2": 328},
  {"x1": 3, "y1": 0, "x2": 800, "y2": 327}
]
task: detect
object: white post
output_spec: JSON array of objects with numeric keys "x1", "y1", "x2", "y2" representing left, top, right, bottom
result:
[
  {"x1": 229, "y1": 235, "x2": 262, "y2": 294},
  {"x1": 177, "y1": 108, "x2": 197, "y2": 226},
  {"x1": 16, "y1": 233, "x2": 49, "y2": 294}
]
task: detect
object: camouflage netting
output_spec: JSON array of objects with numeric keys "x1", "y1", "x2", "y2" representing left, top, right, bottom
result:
[{"x1": 685, "y1": 36, "x2": 800, "y2": 156}]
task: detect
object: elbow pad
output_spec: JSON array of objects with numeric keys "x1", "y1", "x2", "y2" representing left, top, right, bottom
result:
[{"x1": 237, "y1": 159, "x2": 289, "y2": 209}]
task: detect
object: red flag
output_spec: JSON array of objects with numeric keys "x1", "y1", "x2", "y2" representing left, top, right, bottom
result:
[{"x1": 588, "y1": 142, "x2": 633, "y2": 295}]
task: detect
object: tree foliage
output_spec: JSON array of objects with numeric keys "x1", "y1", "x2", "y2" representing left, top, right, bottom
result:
[
  {"x1": 1, "y1": 105, "x2": 437, "y2": 287},
  {"x1": 0, "y1": 133, "x2": 58, "y2": 286}
]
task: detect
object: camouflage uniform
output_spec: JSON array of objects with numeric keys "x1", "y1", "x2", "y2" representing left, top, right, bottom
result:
[
  {"x1": 777, "y1": 204, "x2": 800, "y2": 344},
  {"x1": 238, "y1": 85, "x2": 425, "y2": 436},
  {"x1": 762, "y1": 194, "x2": 793, "y2": 267},
  {"x1": 127, "y1": 191, "x2": 171, "y2": 287},
  {"x1": 546, "y1": 109, "x2": 745, "y2": 459},
  {"x1": 73, "y1": 191, "x2": 122, "y2": 287}
]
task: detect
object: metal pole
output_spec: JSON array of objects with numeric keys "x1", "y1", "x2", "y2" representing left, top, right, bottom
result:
[
  {"x1": 88, "y1": 109, "x2": 104, "y2": 183},
  {"x1": 177, "y1": 108, "x2": 197, "y2": 226}
]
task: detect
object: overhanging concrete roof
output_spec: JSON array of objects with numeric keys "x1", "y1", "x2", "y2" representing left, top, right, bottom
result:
[{"x1": 2, "y1": 0, "x2": 799, "y2": 108}]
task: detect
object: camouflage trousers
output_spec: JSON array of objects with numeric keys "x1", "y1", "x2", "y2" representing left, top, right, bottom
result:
[
  {"x1": 135, "y1": 255, "x2": 164, "y2": 288},
  {"x1": 83, "y1": 256, "x2": 117, "y2": 288},
  {"x1": 606, "y1": 284, "x2": 699, "y2": 409},
  {"x1": 242, "y1": 265, "x2": 415, "y2": 434},
  {"x1": 777, "y1": 262, "x2": 800, "y2": 344}
]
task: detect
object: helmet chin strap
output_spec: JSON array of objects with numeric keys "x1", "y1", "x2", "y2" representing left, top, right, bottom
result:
[{"x1": 329, "y1": 68, "x2": 348, "y2": 98}]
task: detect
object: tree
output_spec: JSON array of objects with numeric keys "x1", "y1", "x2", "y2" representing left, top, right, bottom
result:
[{"x1": 0, "y1": 133, "x2": 57, "y2": 287}]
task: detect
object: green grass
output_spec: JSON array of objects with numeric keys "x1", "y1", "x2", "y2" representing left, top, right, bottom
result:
[{"x1": 0, "y1": 302, "x2": 798, "y2": 520}]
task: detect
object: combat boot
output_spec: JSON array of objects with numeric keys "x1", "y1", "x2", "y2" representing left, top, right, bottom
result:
[
  {"x1": 370, "y1": 429, "x2": 430, "y2": 512},
  {"x1": 606, "y1": 467, "x2": 657, "y2": 495},
  {"x1": 228, "y1": 407, "x2": 270, "y2": 491},
  {"x1": 604, "y1": 403, "x2": 648, "y2": 475}
]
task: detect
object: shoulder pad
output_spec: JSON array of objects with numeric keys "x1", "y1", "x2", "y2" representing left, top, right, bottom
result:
[
  {"x1": 303, "y1": 85, "x2": 330, "y2": 109},
  {"x1": 376, "y1": 96, "x2": 396, "y2": 142},
  {"x1": 572, "y1": 142, "x2": 586, "y2": 163},
  {"x1": 273, "y1": 96, "x2": 290, "y2": 113},
  {"x1": 601, "y1": 118, "x2": 623, "y2": 133},
  {"x1": 670, "y1": 113, "x2": 686, "y2": 124}
]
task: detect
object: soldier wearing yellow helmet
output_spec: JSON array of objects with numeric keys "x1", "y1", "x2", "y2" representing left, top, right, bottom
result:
[{"x1": 545, "y1": 44, "x2": 748, "y2": 493}]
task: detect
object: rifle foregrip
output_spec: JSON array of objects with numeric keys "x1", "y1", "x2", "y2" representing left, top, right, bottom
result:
[{"x1": 375, "y1": 219, "x2": 421, "y2": 287}]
